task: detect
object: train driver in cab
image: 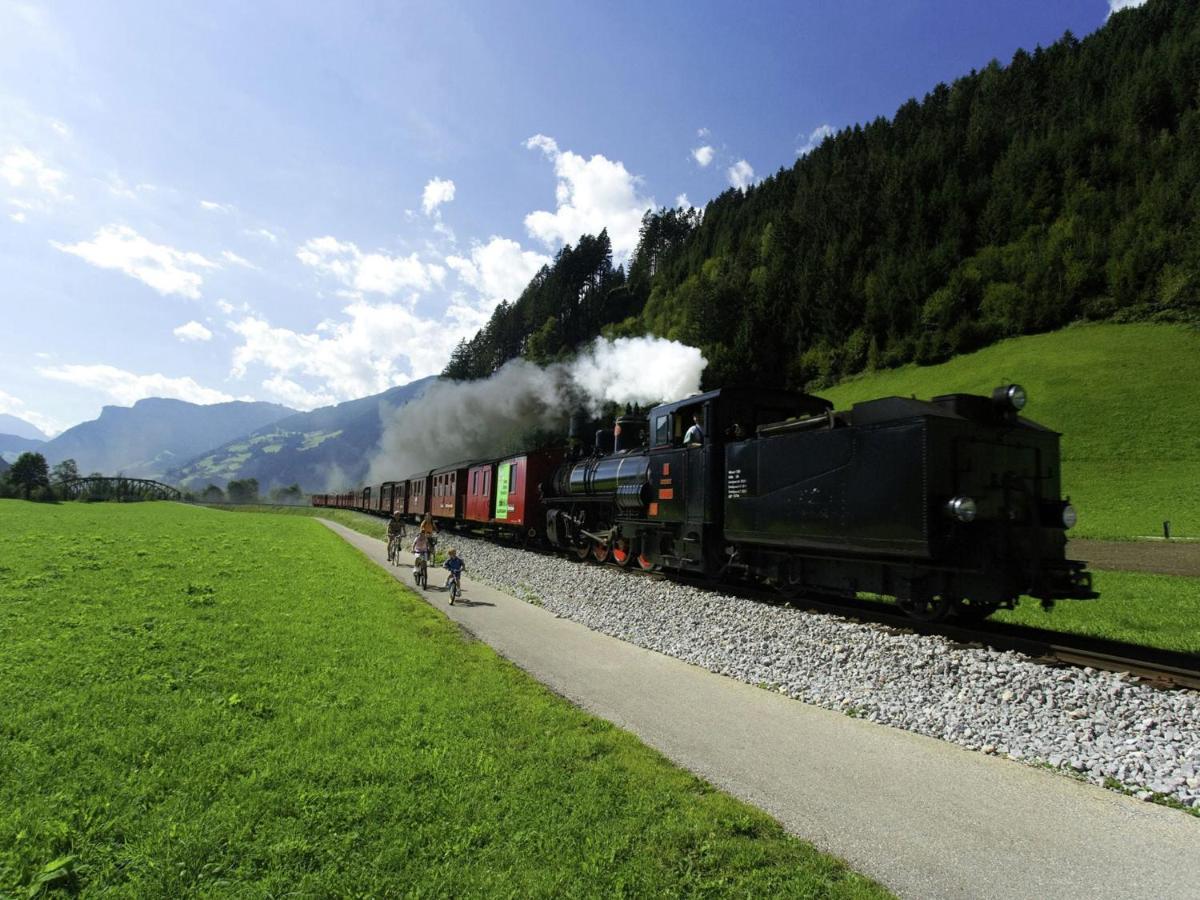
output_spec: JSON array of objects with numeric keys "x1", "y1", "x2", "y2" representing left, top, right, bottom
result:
[{"x1": 684, "y1": 413, "x2": 704, "y2": 447}]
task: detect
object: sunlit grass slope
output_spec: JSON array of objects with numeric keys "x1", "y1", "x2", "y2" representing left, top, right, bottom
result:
[
  {"x1": 0, "y1": 501, "x2": 886, "y2": 898},
  {"x1": 819, "y1": 323, "x2": 1200, "y2": 540}
]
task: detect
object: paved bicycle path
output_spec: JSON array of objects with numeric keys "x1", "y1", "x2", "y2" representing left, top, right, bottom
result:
[{"x1": 321, "y1": 519, "x2": 1200, "y2": 900}]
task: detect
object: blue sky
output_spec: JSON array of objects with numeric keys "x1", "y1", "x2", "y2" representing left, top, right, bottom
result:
[{"x1": 0, "y1": 0, "x2": 1144, "y2": 435}]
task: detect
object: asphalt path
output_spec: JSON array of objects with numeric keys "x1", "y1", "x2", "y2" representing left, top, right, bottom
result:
[{"x1": 322, "y1": 520, "x2": 1200, "y2": 900}]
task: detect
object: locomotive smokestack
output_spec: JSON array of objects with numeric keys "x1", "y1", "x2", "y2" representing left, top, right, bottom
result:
[{"x1": 568, "y1": 408, "x2": 589, "y2": 448}]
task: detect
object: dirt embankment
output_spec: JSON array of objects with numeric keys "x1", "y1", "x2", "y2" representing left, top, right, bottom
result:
[{"x1": 1068, "y1": 540, "x2": 1200, "y2": 577}]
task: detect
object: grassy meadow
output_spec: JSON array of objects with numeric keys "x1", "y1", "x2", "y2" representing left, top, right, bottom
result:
[
  {"x1": 0, "y1": 500, "x2": 886, "y2": 898},
  {"x1": 819, "y1": 322, "x2": 1200, "y2": 541}
]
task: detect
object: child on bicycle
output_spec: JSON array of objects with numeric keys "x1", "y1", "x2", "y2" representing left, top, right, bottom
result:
[
  {"x1": 412, "y1": 531, "x2": 432, "y2": 563},
  {"x1": 443, "y1": 548, "x2": 465, "y2": 603}
]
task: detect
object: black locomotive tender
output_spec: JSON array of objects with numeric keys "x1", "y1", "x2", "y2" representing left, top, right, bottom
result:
[{"x1": 542, "y1": 383, "x2": 1095, "y2": 621}]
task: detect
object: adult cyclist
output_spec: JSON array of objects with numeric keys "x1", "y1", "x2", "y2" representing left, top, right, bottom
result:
[
  {"x1": 386, "y1": 513, "x2": 406, "y2": 563},
  {"x1": 419, "y1": 513, "x2": 438, "y2": 557}
]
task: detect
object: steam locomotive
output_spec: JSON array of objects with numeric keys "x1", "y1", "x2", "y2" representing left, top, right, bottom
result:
[{"x1": 313, "y1": 383, "x2": 1096, "y2": 621}]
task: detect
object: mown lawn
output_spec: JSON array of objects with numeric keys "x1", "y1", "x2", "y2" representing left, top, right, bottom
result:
[
  {"x1": 819, "y1": 322, "x2": 1200, "y2": 541},
  {"x1": 0, "y1": 500, "x2": 886, "y2": 898},
  {"x1": 990, "y1": 569, "x2": 1200, "y2": 654}
]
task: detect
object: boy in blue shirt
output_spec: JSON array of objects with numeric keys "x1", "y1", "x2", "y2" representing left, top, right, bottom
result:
[{"x1": 444, "y1": 548, "x2": 466, "y2": 604}]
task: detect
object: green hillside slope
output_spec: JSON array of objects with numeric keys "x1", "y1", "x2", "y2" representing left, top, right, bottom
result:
[
  {"x1": 818, "y1": 323, "x2": 1199, "y2": 540},
  {"x1": 169, "y1": 377, "x2": 434, "y2": 492}
]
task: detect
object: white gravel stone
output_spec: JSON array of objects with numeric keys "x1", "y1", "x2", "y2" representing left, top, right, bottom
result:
[{"x1": 446, "y1": 533, "x2": 1200, "y2": 810}]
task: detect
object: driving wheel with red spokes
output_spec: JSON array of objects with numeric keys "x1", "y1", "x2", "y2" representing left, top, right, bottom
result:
[{"x1": 611, "y1": 537, "x2": 634, "y2": 567}]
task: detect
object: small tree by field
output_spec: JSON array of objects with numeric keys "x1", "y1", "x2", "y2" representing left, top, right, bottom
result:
[
  {"x1": 201, "y1": 484, "x2": 225, "y2": 502},
  {"x1": 270, "y1": 483, "x2": 304, "y2": 504},
  {"x1": 9, "y1": 452, "x2": 51, "y2": 500},
  {"x1": 227, "y1": 478, "x2": 259, "y2": 504},
  {"x1": 51, "y1": 459, "x2": 80, "y2": 485}
]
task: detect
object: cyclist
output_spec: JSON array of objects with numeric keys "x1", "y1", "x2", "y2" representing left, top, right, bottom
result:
[
  {"x1": 419, "y1": 513, "x2": 438, "y2": 557},
  {"x1": 386, "y1": 513, "x2": 406, "y2": 562},
  {"x1": 411, "y1": 531, "x2": 432, "y2": 587},
  {"x1": 443, "y1": 548, "x2": 466, "y2": 604}
]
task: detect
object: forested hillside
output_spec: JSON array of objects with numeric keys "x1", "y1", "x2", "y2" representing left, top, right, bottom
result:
[{"x1": 446, "y1": 0, "x2": 1199, "y2": 389}]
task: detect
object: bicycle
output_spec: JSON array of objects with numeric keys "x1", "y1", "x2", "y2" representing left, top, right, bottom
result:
[
  {"x1": 445, "y1": 569, "x2": 462, "y2": 605},
  {"x1": 412, "y1": 550, "x2": 429, "y2": 589},
  {"x1": 387, "y1": 533, "x2": 405, "y2": 565}
]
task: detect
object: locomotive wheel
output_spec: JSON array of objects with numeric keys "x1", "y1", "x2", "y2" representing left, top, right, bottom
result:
[
  {"x1": 591, "y1": 541, "x2": 609, "y2": 563},
  {"x1": 897, "y1": 595, "x2": 953, "y2": 622},
  {"x1": 612, "y1": 537, "x2": 634, "y2": 567},
  {"x1": 636, "y1": 546, "x2": 656, "y2": 571},
  {"x1": 572, "y1": 544, "x2": 591, "y2": 561}
]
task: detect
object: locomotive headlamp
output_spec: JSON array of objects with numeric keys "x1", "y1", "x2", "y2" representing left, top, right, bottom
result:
[
  {"x1": 947, "y1": 496, "x2": 977, "y2": 523},
  {"x1": 1062, "y1": 504, "x2": 1078, "y2": 529},
  {"x1": 992, "y1": 383, "x2": 1027, "y2": 411}
]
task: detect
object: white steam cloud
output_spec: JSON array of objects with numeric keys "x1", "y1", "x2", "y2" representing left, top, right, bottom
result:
[{"x1": 364, "y1": 337, "x2": 706, "y2": 485}]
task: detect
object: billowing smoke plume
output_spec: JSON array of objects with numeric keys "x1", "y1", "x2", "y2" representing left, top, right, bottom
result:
[{"x1": 364, "y1": 337, "x2": 706, "y2": 484}]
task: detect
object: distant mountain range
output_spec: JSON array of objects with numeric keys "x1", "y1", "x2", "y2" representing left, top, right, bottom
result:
[
  {"x1": 40, "y1": 398, "x2": 297, "y2": 477},
  {"x1": 168, "y1": 377, "x2": 435, "y2": 492},
  {"x1": 0, "y1": 433, "x2": 47, "y2": 462},
  {"x1": 0, "y1": 413, "x2": 48, "y2": 441}
]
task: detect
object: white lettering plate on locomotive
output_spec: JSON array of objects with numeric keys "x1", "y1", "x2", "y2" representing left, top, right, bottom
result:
[{"x1": 727, "y1": 467, "x2": 749, "y2": 499}]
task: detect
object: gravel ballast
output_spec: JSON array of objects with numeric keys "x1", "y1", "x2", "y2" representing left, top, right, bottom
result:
[{"x1": 440, "y1": 533, "x2": 1200, "y2": 811}]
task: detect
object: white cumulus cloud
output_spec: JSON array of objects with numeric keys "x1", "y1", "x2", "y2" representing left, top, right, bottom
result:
[
  {"x1": 727, "y1": 159, "x2": 755, "y2": 190},
  {"x1": 52, "y1": 225, "x2": 218, "y2": 299},
  {"x1": 0, "y1": 388, "x2": 63, "y2": 436},
  {"x1": 260, "y1": 376, "x2": 337, "y2": 410},
  {"x1": 1108, "y1": 0, "x2": 1147, "y2": 16},
  {"x1": 199, "y1": 199, "x2": 233, "y2": 213},
  {"x1": 421, "y1": 177, "x2": 456, "y2": 216},
  {"x1": 221, "y1": 250, "x2": 257, "y2": 269},
  {"x1": 246, "y1": 227, "x2": 278, "y2": 243},
  {"x1": 1, "y1": 146, "x2": 66, "y2": 196},
  {"x1": 675, "y1": 193, "x2": 690, "y2": 209},
  {"x1": 523, "y1": 133, "x2": 652, "y2": 261},
  {"x1": 37, "y1": 364, "x2": 239, "y2": 406},
  {"x1": 692, "y1": 145, "x2": 715, "y2": 167},
  {"x1": 173, "y1": 320, "x2": 213, "y2": 342},
  {"x1": 297, "y1": 236, "x2": 445, "y2": 296},
  {"x1": 446, "y1": 236, "x2": 550, "y2": 311},
  {"x1": 228, "y1": 301, "x2": 467, "y2": 403},
  {"x1": 797, "y1": 123, "x2": 835, "y2": 156}
]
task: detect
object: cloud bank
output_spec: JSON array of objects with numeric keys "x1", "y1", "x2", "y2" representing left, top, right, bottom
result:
[
  {"x1": 523, "y1": 134, "x2": 652, "y2": 261},
  {"x1": 52, "y1": 225, "x2": 218, "y2": 299}
]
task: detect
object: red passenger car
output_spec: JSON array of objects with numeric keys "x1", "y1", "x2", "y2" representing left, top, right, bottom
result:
[
  {"x1": 493, "y1": 448, "x2": 563, "y2": 538},
  {"x1": 406, "y1": 472, "x2": 430, "y2": 518},
  {"x1": 430, "y1": 461, "x2": 472, "y2": 522},
  {"x1": 465, "y1": 460, "x2": 495, "y2": 524}
]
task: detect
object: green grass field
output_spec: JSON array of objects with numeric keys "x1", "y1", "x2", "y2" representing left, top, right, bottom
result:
[
  {"x1": 989, "y1": 569, "x2": 1200, "y2": 653},
  {"x1": 819, "y1": 323, "x2": 1200, "y2": 541},
  {"x1": 0, "y1": 500, "x2": 886, "y2": 898}
]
